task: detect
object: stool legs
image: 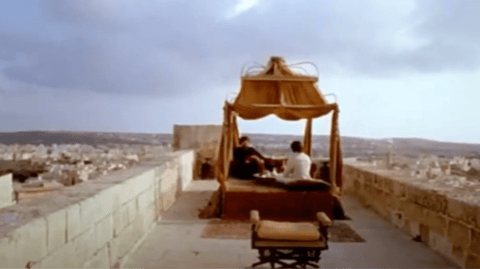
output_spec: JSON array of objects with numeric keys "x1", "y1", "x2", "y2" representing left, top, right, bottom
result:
[{"x1": 252, "y1": 248, "x2": 321, "y2": 269}]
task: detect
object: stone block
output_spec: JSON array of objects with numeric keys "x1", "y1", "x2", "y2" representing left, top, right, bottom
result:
[
  {"x1": 127, "y1": 198, "x2": 137, "y2": 224},
  {"x1": 95, "y1": 215, "x2": 113, "y2": 249},
  {"x1": 419, "y1": 223, "x2": 430, "y2": 244},
  {"x1": 452, "y1": 245, "x2": 467, "y2": 266},
  {"x1": 83, "y1": 245, "x2": 110, "y2": 268},
  {"x1": 138, "y1": 188, "x2": 155, "y2": 213},
  {"x1": 96, "y1": 185, "x2": 121, "y2": 216},
  {"x1": 145, "y1": 187, "x2": 156, "y2": 206},
  {"x1": 448, "y1": 220, "x2": 470, "y2": 246},
  {"x1": 447, "y1": 199, "x2": 480, "y2": 230},
  {"x1": 390, "y1": 210, "x2": 405, "y2": 228},
  {"x1": 409, "y1": 221, "x2": 420, "y2": 237},
  {"x1": 405, "y1": 202, "x2": 425, "y2": 223},
  {"x1": 390, "y1": 196, "x2": 407, "y2": 212},
  {"x1": 126, "y1": 169, "x2": 155, "y2": 197},
  {"x1": 393, "y1": 181, "x2": 407, "y2": 198},
  {"x1": 111, "y1": 224, "x2": 136, "y2": 259},
  {"x1": 80, "y1": 196, "x2": 102, "y2": 231},
  {"x1": 162, "y1": 185, "x2": 177, "y2": 212},
  {"x1": 113, "y1": 204, "x2": 129, "y2": 237},
  {"x1": 0, "y1": 173, "x2": 14, "y2": 209},
  {"x1": 0, "y1": 236, "x2": 16, "y2": 268},
  {"x1": 408, "y1": 187, "x2": 448, "y2": 214},
  {"x1": 142, "y1": 204, "x2": 156, "y2": 231},
  {"x1": 353, "y1": 179, "x2": 361, "y2": 194},
  {"x1": 470, "y1": 228, "x2": 480, "y2": 256},
  {"x1": 383, "y1": 191, "x2": 394, "y2": 210},
  {"x1": 357, "y1": 170, "x2": 365, "y2": 184},
  {"x1": 14, "y1": 217, "x2": 48, "y2": 265},
  {"x1": 132, "y1": 214, "x2": 145, "y2": 239},
  {"x1": 177, "y1": 150, "x2": 194, "y2": 190},
  {"x1": 373, "y1": 174, "x2": 383, "y2": 189},
  {"x1": 383, "y1": 177, "x2": 394, "y2": 193},
  {"x1": 428, "y1": 230, "x2": 452, "y2": 257},
  {"x1": 466, "y1": 253, "x2": 480, "y2": 268},
  {"x1": 66, "y1": 203, "x2": 82, "y2": 241},
  {"x1": 73, "y1": 228, "x2": 97, "y2": 263},
  {"x1": 39, "y1": 241, "x2": 76, "y2": 268},
  {"x1": 120, "y1": 179, "x2": 136, "y2": 203},
  {"x1": 363, "y1": 171, "x2": 373, "y2": 185},
  {"x1": 422, "y1": 209, "x2": 447, "y2": 236},
  {"x1": 363, "y1": 183, "x2": 374, "y2": 198},
  {"x1": 46, "y1": 209, "x2": 67, "y2": 254}
]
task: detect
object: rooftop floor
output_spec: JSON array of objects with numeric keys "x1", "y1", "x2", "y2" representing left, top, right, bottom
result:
[{"x1": 123, "y1": 180, "x2": 458, "y2": 268}]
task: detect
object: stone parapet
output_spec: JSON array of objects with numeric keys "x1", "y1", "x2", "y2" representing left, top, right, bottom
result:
[
  {"x1": 0, "y1": 150, "x2": 194, "y2": 268},
  {"x1": 0, "y1": 174, "x2": 14, "y2": 209},
  {"x1": 343, "y1": 163, "x2": 480, "y2": 268}
]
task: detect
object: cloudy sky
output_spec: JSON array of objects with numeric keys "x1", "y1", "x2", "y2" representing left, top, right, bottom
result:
[{"x1": 1, "y1": 0, "x2": 479, "y2": 143}]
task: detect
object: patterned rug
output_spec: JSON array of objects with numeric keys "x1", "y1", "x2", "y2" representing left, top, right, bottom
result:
[{"x1": 201, "y1": 220, "x2": 365, "y2": 242}]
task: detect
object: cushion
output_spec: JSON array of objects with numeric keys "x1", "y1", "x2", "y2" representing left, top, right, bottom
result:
[
  {"x1": 281, "y1": 178, "x2": 331, "y2": 191},
  {"x1": 257, "y1": 220, "x2": 321, "y2": 241}
]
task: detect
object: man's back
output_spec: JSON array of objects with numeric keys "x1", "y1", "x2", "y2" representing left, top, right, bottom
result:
[{"x1": 284, "y1": 152, "x2": 312, "y2": 179}]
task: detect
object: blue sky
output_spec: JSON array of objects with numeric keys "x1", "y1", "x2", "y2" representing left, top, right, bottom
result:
[{"x1": 1, "y1": 0, "x2": 480, "y2": 143}]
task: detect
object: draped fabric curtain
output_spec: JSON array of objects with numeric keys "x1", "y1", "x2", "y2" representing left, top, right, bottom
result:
[
  {"x1": 215, "y1": 57, "x2": 342, "y2": 193},
  {"x1": 216, "y1": 102, "x2": 342, "y2": 194},
  {"x1": 216, "y1": 102, "x2": 240, "y2": 191},
  {"x1": 303, "y1": 118, "x2": 312, "y2": 156},
  {"x1": 329, "y1": 108, "x2": 343, "y2": 195}
]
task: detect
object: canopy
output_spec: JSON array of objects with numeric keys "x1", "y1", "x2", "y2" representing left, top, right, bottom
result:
[
  {"x1": 232, "y1": 56, "x2": 336, "y2": 120},
  {"x1": 216, "y1": 56, "x2": 342, "y2": 195}
]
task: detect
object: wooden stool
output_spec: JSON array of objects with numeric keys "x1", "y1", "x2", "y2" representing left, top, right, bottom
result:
[{"x1": 250, "y1": 210, "x2": 331, "y2": 268}]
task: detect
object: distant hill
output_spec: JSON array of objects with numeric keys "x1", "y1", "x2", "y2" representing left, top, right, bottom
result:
[
  {"x1": 1, "y1": 131, "x2": 479, "y2": 158},
  {"x1": 245, "y1": 133, "x2": 480, "y2": 158},
  {"x1": 0, "y1": 131, "x2": 171, "y2": 146}
]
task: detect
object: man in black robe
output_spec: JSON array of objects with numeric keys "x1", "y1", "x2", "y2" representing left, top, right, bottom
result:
[{"x1": 230, "y1": 136, "x2": 267, "y2": 179}]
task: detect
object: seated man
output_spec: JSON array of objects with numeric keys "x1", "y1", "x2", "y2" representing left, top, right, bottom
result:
[
  {"x1": 230, "y1": 136, "x2": 267, "y2": 179},
  {"x1": 275, "y1": 141, "x2": 312, "y2": 184}
]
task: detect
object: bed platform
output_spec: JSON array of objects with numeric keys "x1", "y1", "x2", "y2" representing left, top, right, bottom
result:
[{"x1": 222, "y1": 179, "x2": 334, "y2": 221}]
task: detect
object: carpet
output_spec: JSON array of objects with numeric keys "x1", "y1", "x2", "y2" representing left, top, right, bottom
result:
[{"x1": 201, "y1": 220, "x2": 365, "y2": 242}]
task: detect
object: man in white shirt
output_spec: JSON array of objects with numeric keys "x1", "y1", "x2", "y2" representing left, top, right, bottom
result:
[{"x1": 275, "y1": 141, "x2": 312, "y2": 184}]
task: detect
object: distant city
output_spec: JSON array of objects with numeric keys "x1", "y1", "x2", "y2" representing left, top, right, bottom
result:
[{"x1": 1, "y1": 131, "x2": 480, "y2": 190}]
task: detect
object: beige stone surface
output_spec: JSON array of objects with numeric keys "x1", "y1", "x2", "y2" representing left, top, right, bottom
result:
[
  {"x1": 66, "y1": 203, "x2": 82, "y2": 241},
  {"x1": 14, "y1": 217, "x2": 48, "y2": 266},
  {"x1": 0, "y1": 236, "x2": 16, "y2": 268},
  {"x1": 113, "y1": 204, "x2": 129, "y2": 236},
  {"x1": 124, "y1": 180, "x2": 458, "y2": 268},
  {"x1": 75, "y1": 227, "x2": 97, "y2": 262},
  {"x1": 448, "y1": 220, "x2": 470, "y2": 246},
  {"x1": 470, "y1": 228, "x2": 480, "y2": 256},
  {"x1": 0, "y1": 151, "x2": 194, "y2": 268},
  {"x1": 111, "y1": 224, "x2": 136, "y2": 260},
  {"x1": 0, "y1": 173, "x2": 14, "y2": 209},
  {"x1": 39, "y1": 241, "x2": 76, "y2": 268},
  {"x1": 46, "y1": 209, "x2": 67, "y2": 254},
  {"x1": 343, "y1": 163, "x2": 480, "y2": 267},
  {"x1": 95, "y1": 214, "x2": 114, "y2": 249},
  {"x1": 83, "y1": 245, "x2": 110, "y2": 268},
  {"x1": 126, "y1": 198, "x2": 137, "y2": 224}
]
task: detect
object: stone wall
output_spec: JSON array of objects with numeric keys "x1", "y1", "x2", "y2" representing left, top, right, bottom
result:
[
  {"x1": 172, "y1": 125, "x2": 222, "y2": 152},
  {"x1": 0, "y1": 150, "x2": 194, "y2": 268},
  {"x1": 172, "y1": 124, "x2": 222, "y2": 179},
  {"x1": 343, "y1": 163, "x2": 480, "y2": 268},
  {"x1": 0, "y1": 173, "x2": 14, "y2": 209}
]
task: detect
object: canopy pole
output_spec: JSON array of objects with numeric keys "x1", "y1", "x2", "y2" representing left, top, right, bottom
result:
[
  {"x1": 303, "y1": 118, "x2": 313, "y2": 156},
  {"x1": 329, "y1": 109, "x2": 339, "y2": 195}
]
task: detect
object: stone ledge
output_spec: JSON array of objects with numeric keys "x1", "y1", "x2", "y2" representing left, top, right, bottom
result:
[
  {"x1": 343, "y1": 163, "x2": 480, "y2": 268},
  {"x1": 0, "y1": 150, "x2": 194, "y2": 268}
]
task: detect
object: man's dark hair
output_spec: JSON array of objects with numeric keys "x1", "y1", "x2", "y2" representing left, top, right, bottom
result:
[
  {"x1": 291, "y1": 141, "x2": 302, "y2": 153},
  {"x1": 239, "y1": 136, "x2": 250, "y2": 143}
]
